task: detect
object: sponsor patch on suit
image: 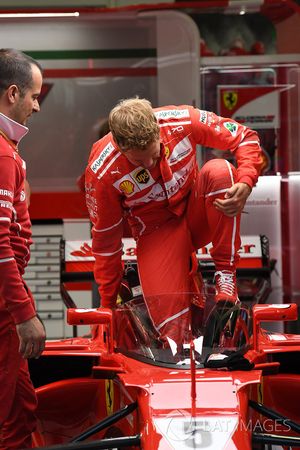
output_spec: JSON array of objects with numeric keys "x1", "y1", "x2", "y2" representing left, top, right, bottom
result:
[
  {"x1": 155, "y1": 109, "x2": 190, "y2": 120},
  {"x1": 113, "y1": 167, "x2": 155, "y2": 196},
  {"x1": 169, "y1": 137, "x2": 192, "y2": 166},
  {"x1": 90, "y1": 142, "x2": 115, "y2": 173}
]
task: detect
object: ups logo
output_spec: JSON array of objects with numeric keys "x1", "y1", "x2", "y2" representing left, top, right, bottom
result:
[{"x1": 134, "y1": 169, "x2": 150, "y2": 184}]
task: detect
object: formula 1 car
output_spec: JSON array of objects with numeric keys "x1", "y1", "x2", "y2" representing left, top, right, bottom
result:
[{"x1": 28, "y1": 238, "x2": 300, "y2": 450}]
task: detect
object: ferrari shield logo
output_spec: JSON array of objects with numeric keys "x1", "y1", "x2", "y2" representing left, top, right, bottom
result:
[{"x1": 223, "y1": 91, "x2": 238, "y2": 111}]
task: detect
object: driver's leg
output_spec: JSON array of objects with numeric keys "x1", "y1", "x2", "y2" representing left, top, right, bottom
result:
[
  {"x1": 187, "y1": 158, "x2": 241, "y2": 303},
  {"x1": 137, "y1": 216, "x2": 194, "y2": 346}
]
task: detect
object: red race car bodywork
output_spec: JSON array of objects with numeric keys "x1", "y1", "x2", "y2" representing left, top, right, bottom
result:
[{"x1": 29, "y1": 293, "x2": 300, "y2": 450}]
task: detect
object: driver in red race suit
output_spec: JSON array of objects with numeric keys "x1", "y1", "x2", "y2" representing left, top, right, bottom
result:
[{"x1": 85, "y1": 98, "x2": 262, "y2": 346}]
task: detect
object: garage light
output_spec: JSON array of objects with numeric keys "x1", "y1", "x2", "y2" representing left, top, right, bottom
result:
[{"x1": 0, "y1": 12, "x2": 80, "y2": 18}]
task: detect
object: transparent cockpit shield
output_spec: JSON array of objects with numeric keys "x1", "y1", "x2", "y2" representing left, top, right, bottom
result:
[{"x1": 113, "y1": 293, "x2": 251, "y2": 367}]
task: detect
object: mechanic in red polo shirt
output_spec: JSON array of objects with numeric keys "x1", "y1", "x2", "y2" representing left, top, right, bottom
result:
[
  {"x1": 85, "y1": 98, "x2": 262, "y2": 346},
  {"x1": 0, "y1": 49, "x2": 46, "y2": 450}
]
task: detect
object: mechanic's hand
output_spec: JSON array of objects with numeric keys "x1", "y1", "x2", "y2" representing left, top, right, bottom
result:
[
  {"x1": 16, "y1": 316, "x2": 46, "y2": 359},
  {"x1": 213, "y1": 182, "x2": 251, "y2": 217}
]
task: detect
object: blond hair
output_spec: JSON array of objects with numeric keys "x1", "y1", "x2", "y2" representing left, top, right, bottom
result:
[{"x1": 109, "y1": 97, "x2": 160, "y2": 151}]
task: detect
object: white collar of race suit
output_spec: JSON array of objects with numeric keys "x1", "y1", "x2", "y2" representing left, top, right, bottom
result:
[{"x1": 0, "y1": 112, "x2": 28, "y2": 144}]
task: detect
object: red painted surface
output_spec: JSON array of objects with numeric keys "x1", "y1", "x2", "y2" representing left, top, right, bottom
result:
[
  {"x1": 43, "y1": 68, "x2": 157, "y2": 78},
  {"x1": 32, "y1": 303, "x2": 300, "y2": 449},
  {"x1": 29, "y1": 192, "x2": 88, "y2": 219}
]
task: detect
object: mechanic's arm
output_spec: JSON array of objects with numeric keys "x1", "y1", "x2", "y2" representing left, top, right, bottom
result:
[
  {"x1": 87, "y1": 176, "x2": 124, "y2": 309},
  {"x1": 191, "y1": 108, "x2": 262, "y2": 216},
  {"x1": 0, "y1": 260, "x2": 46, "y2": 359},
  {"x1": 16, "y1": 315, "x2": 45, "y2": 359}
]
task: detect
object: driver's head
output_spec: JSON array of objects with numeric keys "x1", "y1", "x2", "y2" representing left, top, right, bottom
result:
[
  {"x1": 109, "y1": 97, "x2": 159, "y2": 151},
  {"x1": 109, "y1": 98, "x2": 161, "y2": 169}
]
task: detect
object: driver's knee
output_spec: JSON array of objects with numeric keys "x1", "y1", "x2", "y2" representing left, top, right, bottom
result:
[{"x1": 200, "y1": 159, "x2": 237, "y2": 194}]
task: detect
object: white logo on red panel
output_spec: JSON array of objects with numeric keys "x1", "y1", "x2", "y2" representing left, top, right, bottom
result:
[
  {"x1": 155, "y1": 109, "x2": 190, "y2": 120},
  {"x1": 90, "y1": 142, "x2": 115, "y2": 173}
]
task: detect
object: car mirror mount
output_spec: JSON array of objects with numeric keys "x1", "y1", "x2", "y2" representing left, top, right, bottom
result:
[
  {"x1": 252, "y1": 303, "x2": 298, "y2": 351},
  {"x1": 67, "y1": 308, "x2": 114, "y2": 352}
]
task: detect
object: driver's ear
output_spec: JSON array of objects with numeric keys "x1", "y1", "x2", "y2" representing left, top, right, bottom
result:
[{"x1": 7, "y1": 84, "x2": 19, "y2": 104}]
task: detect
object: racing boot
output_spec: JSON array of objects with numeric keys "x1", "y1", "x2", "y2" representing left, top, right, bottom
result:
[
  {"x1": 215, "y1": 270, "x2": 239, "y2": 304},
  {"x1": 204, "y1": 270, "x2": 240, "y2": 349}
]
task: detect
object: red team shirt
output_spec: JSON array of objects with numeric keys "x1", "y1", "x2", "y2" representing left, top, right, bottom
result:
[
  {"x1": 0, "y1": 114, "x2": 35, "y2": 324},
  {"x1": 85, "y1": 105, "x2": 262, "y2": 306}
]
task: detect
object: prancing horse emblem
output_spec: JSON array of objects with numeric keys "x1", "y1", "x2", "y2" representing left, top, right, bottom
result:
[{"x1": 223, "y1": 91, "x2": 238, "y2": 111}]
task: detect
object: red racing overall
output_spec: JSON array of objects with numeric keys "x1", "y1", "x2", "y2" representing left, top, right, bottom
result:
[
  {"x1": 85, "y1": 105, "x2": 262, "y2": 344},
  {"x1": 0, "y1": 114, "x2": 37, "y2": 450}
]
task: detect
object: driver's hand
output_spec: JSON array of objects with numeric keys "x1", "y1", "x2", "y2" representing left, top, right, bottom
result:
[
  {"x1": 16, "y1": 316, "x2": 46, "y2": 359},
  {"x1": 213, "y1": 182, "x2": 251, "y2": 217}
]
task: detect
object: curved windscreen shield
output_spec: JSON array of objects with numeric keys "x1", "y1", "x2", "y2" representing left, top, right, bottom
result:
[{"x1": 113, "y1": 293, "x2": 251, "y2": 367}]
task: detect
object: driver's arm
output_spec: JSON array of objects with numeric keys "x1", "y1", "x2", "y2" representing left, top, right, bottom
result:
[
  {"x1": 190, "y1": 107, "x2": 262, "y2": 216},
  {"x1": 86, "y1": 175, "x2": 124, "y2": 309}
]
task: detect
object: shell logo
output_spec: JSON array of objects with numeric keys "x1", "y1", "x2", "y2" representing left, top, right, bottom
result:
[{"x1": 119, "y1": 180, "x2": 135, "y2": 194}]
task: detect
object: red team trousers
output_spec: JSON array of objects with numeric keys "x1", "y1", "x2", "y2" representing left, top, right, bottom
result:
[
  {"x1": 0, "y1": 310, "x2": 37, "y2": 450},
  {"x1": 136, "y1": 159, "x2": 241, "y2": 344}
]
